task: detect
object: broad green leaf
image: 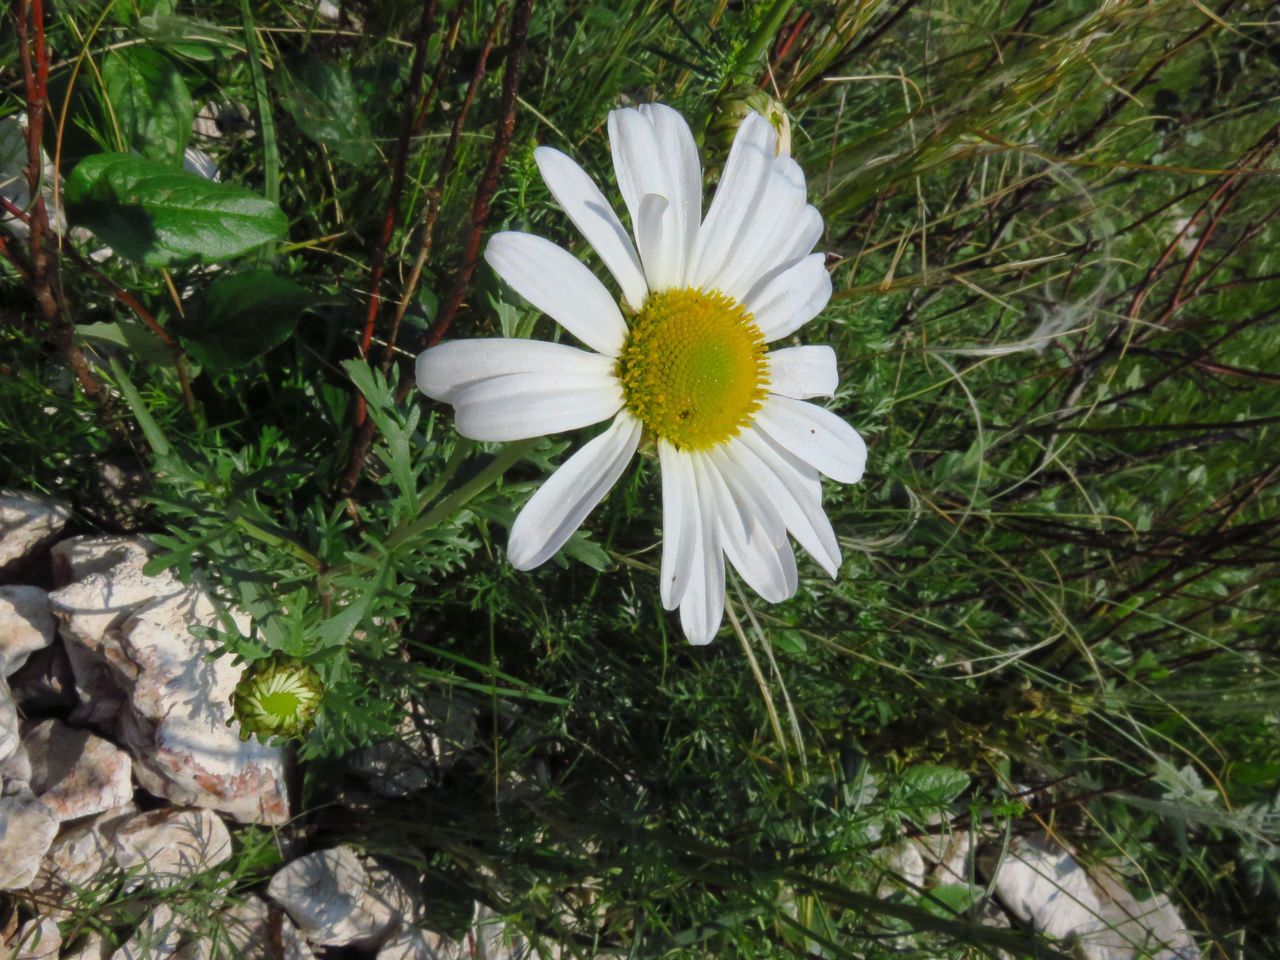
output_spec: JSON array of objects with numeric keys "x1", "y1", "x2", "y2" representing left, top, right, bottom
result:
[
  {"x1": 138, "y1": 14, "x2": 237, "y2": 60},
  {"x1": 898, "y1": 765, "x2": 971, "y2": 808},
  {"x1": 77, "y1": 319, "x2": 174, "y2": 368},
  {"x1": 184, "y1": 270, "x2": 313, "y2": 368},
  {"x1": 66, "y1": 152, "x2": 287, "y2": 266},
  {"x1": 279, "y1": 57, "x2": 376, "y2": 166},
  {"x1": 101, "y1": 47, "x2": 193, "y2": 163}
]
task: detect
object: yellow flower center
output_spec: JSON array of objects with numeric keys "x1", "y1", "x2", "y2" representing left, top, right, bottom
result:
[{"x1": 616, "y1": 288, "x2": 768, "y2": 450}]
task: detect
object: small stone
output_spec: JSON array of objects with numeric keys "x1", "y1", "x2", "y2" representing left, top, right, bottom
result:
[
  {"x1": 876, "y1": 839, "x2": 926, "y2": 896},
  {"x1": 267, "y1": 846, "x2": 410, "y2": 948},
  {"x1": 985, "y1": 835, "x2": 1104, "y2": 942},
  {"x1": 1082, "y1": 867, "x2": 1197, "y2": 960},
  {"x1": 377, "y1": 924, "x2": 462, "y2": 960},
  {"x1": 0, "y1": 791, "x2": 58, "y2": 889},
  {"x1": 31, "y1": 804, "x2": 134, "y2": 916},
  {"x1": 59, "y1": 933, "x2": 112, "y2": 960},
  {"x1": 111, "y1": 905, "x2": 183, "y2": 960},
  {"x1": 172, "y1": 897, "x2": 315, "y2": 960},
  {"x1": 118, "y1": 589, "x2": 289, "y2": 825},
  {"x1": 349, "y1": 696, "x2": 476, "y2": 799},
  {"x1": 472, "y1": 904, "x2": 532, "y2": 960},
  {"x1": 50, "y1": 536, "x2": 155, "y2": 587},
  {"x1": 12, "y1": 916, "x2": 61, "y2": 960},
  {"x1": 0, "y1": 585, "x2": 56, "y2": 676},
  {"x1": 1, "y1": 675, "x2": 21, "y2": 772},
  {"x1": 0, "y1": 491, "x2": 71, "y2": 577},
  {"x1": 22, "y1": 718, "x2": 133, "y2": 822},
  {"x1": 112, "y1": 807, "x2": 232, "y2": 891}
]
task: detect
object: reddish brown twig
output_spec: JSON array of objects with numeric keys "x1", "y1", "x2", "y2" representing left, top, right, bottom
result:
[
  {"x1": 380, "y1": 2, "x2": 507, "y2": 378},
  {"x1": 421, "y1": 0, "x2": 534, "y2": 354}
]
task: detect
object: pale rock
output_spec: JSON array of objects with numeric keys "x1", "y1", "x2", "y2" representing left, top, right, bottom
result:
[
  {"x1": 0, "y1": 585, "x2": 55, "y2": 676},
  {"x1": 876, "y1": 839, "x2": 926, "y2": 896},
  {"x1": 112, "y1": 807, "x2": 232, "y2": 891},
  {"x1": 377, "y1": 925, "x2": 462, "y2": 960},
  {"x1": 31, "y1": 804, "x2": 134, "y2": 915},
  {"x1": 172, "y1": 896, "x2": 315, "y2": 960},
  {"x1": 48, "y1": 540, "x2": 182, "y2": 726},
  {"x1": 0, "y1": 791, "x2": 58, "y2": 889},
  {"x1": 12, "y1": 916, "x2": 61, "y2": 960},
  {"x1": 51, "y1": 536, "x2": 155, "y2": 587},
  {"x1": 59, "y1": 933, "x2": 112, "y2": 960},
  {"x1": 1, "y1": 675, "x2": 20, "y2": 775},
  {"x1": 472, "y1": 904, "x2": 532, "y2": 960},
  {"x1": 986, "y1": 836, "x2": 1104, "y2": 941},
  {"x1": 112, "y1": 905, "x2": 183, "y2": 960},
  {"x1": 923, "y1": 829, "x2": 977, "y2": 884},
  {"x1": 267, "y1": 845, "x2": 414, "y2": 947},
  {"x1": 1081, "y1": 868, "x2": 1197, "y2": 960},
  {"x1": 23, "y1": 718, "x2": 133, "y2": 821},
  {"x1": 0, "y1": 491, "x2": 70, "y2": 575},
  {"x1": 117, "y1": 588, "x2": 289, "y2": 825}
]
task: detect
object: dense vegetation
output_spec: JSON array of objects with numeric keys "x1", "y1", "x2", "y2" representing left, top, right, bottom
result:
[{"x1": 3, "y1": 0, "x2": 1278, "y2": 955}]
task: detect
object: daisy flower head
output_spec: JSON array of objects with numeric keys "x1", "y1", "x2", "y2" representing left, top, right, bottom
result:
[{"x1": 416, "y1": 103, "x2": 866, "y2": 645}]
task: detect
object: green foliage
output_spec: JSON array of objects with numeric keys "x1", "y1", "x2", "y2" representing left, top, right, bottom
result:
[
  {"x1": 4, "y1": 0, "x2": 1279, "y2": 957},
  {"x1": 65, "y1": 153, "x2": 287, "y2": 265}
]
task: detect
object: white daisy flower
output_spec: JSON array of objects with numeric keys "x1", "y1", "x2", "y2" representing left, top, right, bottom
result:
[{"x1": 416, "y1": 103, "x2": 866, "y2": 645}]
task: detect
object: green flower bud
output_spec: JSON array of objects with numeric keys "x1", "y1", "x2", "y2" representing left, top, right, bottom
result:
[
  {"x1": 230, "y1": 654, "x2": 323, "y2": 742},
  {"x1": 709, "y1": 86, "x2": 792, "y2": 158}
]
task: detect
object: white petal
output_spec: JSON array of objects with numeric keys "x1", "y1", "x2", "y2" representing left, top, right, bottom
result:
[
  {"x1": 484, "y1": 232, "x2": 627, "y2": 356},
  {"x1": 708, "y1": 446, "x2": 787, "y2": 548},
  {"x1": 741, "y1": 205, "x2": 824, "y2": 303},
  {"x1": 658, "y1": 441, "x2": 698, "y2": 610},
  {"x1": 534, "y1": 146, "x2": 648, "y2": 312},
  {"x1": 416, "y1": 339, "x2": 614, "y2": 404},
  {"x1": 767, "y1": 345, "x2": 839, "y2": 399},
  {"x1": 734, "y1": 430, "x2": 841, "y2": 577},
  {"x1": 507, "y1": 412, "x2": 641, "y2": 570},
  {"x1": 704, "y1": 156, "x2": 809, "y2": 302},
  {"x1": 745, "y1": 254, "x2": 832, "y2": 342},
  {"x1": 704, "y1": 455, "x2": 796, "y2": 604},
  {"x1": 607, "y1": 104, "x2": 701, "y2": 290},
  {"x1": 679, "y1": 455, "x2": 726, "y2": 645},
  {"x1": 689, "y1": 112, "x2": 776, "y2": 289},
  {"x1": 754, "y1": 395, "x2": 867, "y2": 484},
  {"x1": 453, "y1": 371, "x2": 622, "y2": 442}
]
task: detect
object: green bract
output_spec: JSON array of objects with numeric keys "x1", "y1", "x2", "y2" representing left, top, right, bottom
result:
[{"x1": 231, "y1": 654, "x2": 324, "y2": 742}]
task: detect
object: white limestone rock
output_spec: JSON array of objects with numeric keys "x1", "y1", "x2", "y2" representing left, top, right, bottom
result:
[
  {"x1": 0, "y1": 675, "x2": 22, "y2": 784},
  {"x1": 1081, "y1": 867, "x2": 1198, "y2": 960},
  {"x1": 23, "y1": 718, "x2": 133, "y2": 822},
  {"x1": 172, "y1": 896, "x2": 315, "y2": 960},
  {"x1": 111, "y1": 905, "x2": 183, "y2": 960},
  {"x1": 116, "y1": 588, "x2": 289, "y2": 825},
  {"x1": 267, "y1": 845, "x2": 416, "y2": 948},
  {"x1": 471, "y1": 904, "x2": 532, "y2": 960},
  {"x1": 12, "y1": 916, "x2": 61, "y2": 960},
  {"x1": 31, "y1": 804, "x2": 134, "y2": 917},
  {"x1": 377, "y1": 924, "x2": 464, "y2": 960},
  {"x1": 876, "y1": 839, "x2": 926, "y2": 897},
  {"x1": 0, "y1": 791, "x2": 59, "y2": 889},
  {"x1": 0, "y1": 585, "x2": 55, "y2": 676},
  {"x1": 112, "y1": 807, "x2": 232, "y2": 891},
  {"x1": 59, "y1": 933, "x2": 112, "y2": 960},
  {"x1": 0, "y1": 491, "x2": 70, "y2": 575},
  {"x1": 51, "y1": 536, "x2": 155, "y2": 587},
  {"x1": 349, "y1": 695, "x2": 476, "y2": 799},
  {"x1": 986, "y1": 835, "x2": 1104, "y2": 941}
]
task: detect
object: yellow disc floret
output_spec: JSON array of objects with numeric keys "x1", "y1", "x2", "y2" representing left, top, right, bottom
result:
[{"x1": 616, "y1": 288, "x2": 768, "y2": 450}]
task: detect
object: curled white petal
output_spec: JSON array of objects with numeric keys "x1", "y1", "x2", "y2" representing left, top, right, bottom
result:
[
  {"x1": 534, "y1": 146, "x2": 648, "y2": 312},
  {"x1": 484, "y1": 232, "x2": 628, "y2": 356},
  {"x1": 767, "y1": 345, "x2": 839, "y2": 399},
  {"x1": 507, "y1": 413, "x2": 641, "y2": 570},
  {"x1": 705, "y1": 454, "x2": 797, "y2": 604},
  {"x1": 416, "y1": 339, "x2": 614, "y2": 404},
  {"x1": 453, "y1": 371, "x2": 623, "y2": 442},
  {"x1": 754, "y1": 395, "x2": 867, "y2": 484},
  {"x1": 608, "y1": 104, "x2": 701, "y2": 290}
]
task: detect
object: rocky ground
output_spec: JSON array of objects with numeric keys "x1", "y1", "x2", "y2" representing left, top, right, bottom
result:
[{"x1": 1, "y1": 489, "x2": 1197, "y2": 959}]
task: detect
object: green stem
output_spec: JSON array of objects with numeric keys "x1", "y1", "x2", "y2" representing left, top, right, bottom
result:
[{"x1": 239, "y1": 0, "x2": 279, "y2": 207}]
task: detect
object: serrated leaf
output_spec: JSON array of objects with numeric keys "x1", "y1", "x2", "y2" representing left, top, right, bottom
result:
[
  {"x1": 66, "y1": 152, "x2": 286, "y2": 266},
  {"x1": 101, "y1": 47, "x2": 193, "y2": 163},
  {"x1": 279, "y1": 57, "x2": 376, "y2": 166},
  {"x1": 183, "y1": 269, "x2": 313, "y2": 368}
]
